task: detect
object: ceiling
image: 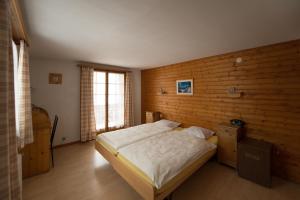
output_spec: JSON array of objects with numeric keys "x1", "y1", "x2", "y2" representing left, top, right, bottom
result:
[{"x1": 21, "y1": 0, "x2": 300, "y2": 68}]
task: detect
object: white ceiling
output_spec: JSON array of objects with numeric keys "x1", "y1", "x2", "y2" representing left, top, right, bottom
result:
[{"x1": 21, "y1": 0, "x2": 300, "y2": 69}]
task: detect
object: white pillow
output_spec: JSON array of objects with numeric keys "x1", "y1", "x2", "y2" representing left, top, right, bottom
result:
[
  {"x1": 154, "y1": 119, "x2": 181, "y2": 128},
  {"x1": 185, "y1": 126, "x2": 215, "y2": 139}
]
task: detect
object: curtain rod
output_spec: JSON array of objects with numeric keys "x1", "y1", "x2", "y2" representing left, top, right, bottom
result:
[
  {"x1": 11, "y1": 0, "x2": 31, "y2": 47},
  {"x1": 77, "y1": 62, "x2": 131, "y2": 73}
]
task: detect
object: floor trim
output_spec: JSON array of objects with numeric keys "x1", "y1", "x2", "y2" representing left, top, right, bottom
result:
[{"x1": 53, "y1": 140, "x2": 81, "y2": 148}]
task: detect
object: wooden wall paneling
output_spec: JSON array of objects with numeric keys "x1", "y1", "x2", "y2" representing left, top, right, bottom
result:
[{"x1": 141, "y1": 39, "x2": 300, "y2": 183}]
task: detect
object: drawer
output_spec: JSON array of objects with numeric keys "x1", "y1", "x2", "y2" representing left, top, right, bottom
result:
[
  {"x1": 218, "y1": 137, "x2": 236, "y2": 147},
  {"x1": 217, "y1": 132, "x2": 237, "y2": 142},
  {"x1": 146, "y1": 111, "x2": 161, "y2": 123},
  {"x1": 146, "y1": 117, "x2": 154, "y2": 123},
  {"x1": 218, "y1": 126, "x2": 237, "y2": 135},
  {"x1": 218, "y1": 146, "x2": 237, "y2": 167},
  {"x1": 146, "y1": 113, "x2": 154, "y2": 123},
  {"x1": 218, "y1": 140, "x2": 236, "y2": 153},
  {"x1": 146, "y1": 112, "x2": 153, "y2": 116}
]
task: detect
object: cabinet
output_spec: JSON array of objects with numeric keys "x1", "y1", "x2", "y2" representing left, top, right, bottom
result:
[
  {"x1": 238, "y1": 138, "x2": 272, "y2": 187},
  {"x1": 145, "y1": 111, "x2": 161, "y2": 123},
  {"x1": 217, "y1": 123, "x2": 243, "y2": 168},
  {"x1": 22, "y1": 106, "x2": 51, "y2": 178}
]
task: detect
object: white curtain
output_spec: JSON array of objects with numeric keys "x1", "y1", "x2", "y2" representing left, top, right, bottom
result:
[{"x1": 16, "y1": 40, "x2": 34, "y2": 148}]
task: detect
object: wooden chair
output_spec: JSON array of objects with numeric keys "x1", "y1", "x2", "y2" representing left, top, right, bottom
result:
[{"x1": 50, "y1": 115, "x2": 58, "y2": 167}]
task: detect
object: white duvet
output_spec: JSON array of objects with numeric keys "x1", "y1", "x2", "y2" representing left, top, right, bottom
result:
[
  {"x1": 118, "y1": 130, "x2": 217, "y2": 189},
  {"x1": 96, "y1": 123, "x2": 173, "y2": 150}
]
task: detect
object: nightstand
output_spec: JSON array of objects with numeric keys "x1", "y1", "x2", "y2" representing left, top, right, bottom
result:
[
  {"x1": 217, "y1": 123, "x2": 244, "y2": 168},
  {"x1": 145, "y1": 111, "x2": 161, "y2": 123}
]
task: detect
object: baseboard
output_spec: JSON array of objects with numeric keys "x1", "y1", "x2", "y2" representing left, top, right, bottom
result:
[{"x1": 53, "y1": 140, "x2": 81, "y2": 148}]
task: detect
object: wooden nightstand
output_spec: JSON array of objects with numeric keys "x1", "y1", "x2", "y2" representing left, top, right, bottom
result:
[
  {"x1": 217, "y1": 123, "x2": 244, "y2": 168},
  {"x1": 145, "y1": 111, "x2": 161, "y2": 123}
]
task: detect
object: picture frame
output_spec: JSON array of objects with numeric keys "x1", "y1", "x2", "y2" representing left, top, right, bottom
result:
[
  {"x1": 49, "y1": 73, "x2": 62, "y2": 84},
  {"x1": 176, "y1": 79, "x2": 193, "y2": 95}
]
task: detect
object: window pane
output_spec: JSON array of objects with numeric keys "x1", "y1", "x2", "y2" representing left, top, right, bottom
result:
[
  {"x1": 108, "y1": 73, "x2": 124, "y2": 128},
  {"x1": 93, "y1": 72, "x2": 106, "y2": 130},
  {"x1": 108, "y1": 84, "x2": 124, "y2": 95},
  {"x1": 109, "y1": 73, "x2": 124, "y2": 84},
  {"x1": 94, "y1": 72, "x2": 105, "y2": 83},
  {"x1": 94, "y1": 104, "x2": 105, "y2": 130},
  {"x1": 94, "y1": 83, "x2": 105, "y2": 95},
  {"x1": 94, "y1": 94, "x2": 105, "y2": 105}
]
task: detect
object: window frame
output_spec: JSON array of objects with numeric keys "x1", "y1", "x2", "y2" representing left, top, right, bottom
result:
[{"x1": 94, "y1": 69, "x2": 126, "y2": 133}]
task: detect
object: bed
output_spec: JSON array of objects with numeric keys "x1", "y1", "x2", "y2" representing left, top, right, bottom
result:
[
  {"x1": 96, "y1": 120, "x2": 179, "y2": 154},
  {"x1": 95, "y1": 126, "x2": 218, "y2": 200}
]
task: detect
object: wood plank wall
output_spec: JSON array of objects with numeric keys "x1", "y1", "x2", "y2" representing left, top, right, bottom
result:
[{"x1": 141, "y1": 39, "x2": 300, "y2": 183}]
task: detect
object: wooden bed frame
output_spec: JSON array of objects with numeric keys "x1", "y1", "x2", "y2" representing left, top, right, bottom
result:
[{"x1": 95, "y1": 141, "x2": 216, "y2": 200}]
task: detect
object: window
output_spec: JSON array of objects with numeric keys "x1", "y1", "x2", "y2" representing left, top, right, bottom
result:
[
  {"x1": 108, "y1": 73, "x2": 125, "y2": 128},
  {"x1": 93, "y1": 72, "x2": 106, "y2": 130},
  {"x1": 93, "y1": 71, "x2": 125, "y2": 131}
]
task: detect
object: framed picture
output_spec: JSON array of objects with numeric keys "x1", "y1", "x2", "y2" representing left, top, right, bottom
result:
[
  {"x1": 49, "y1": 73, "x2": 62, "y2": 84},
  {"x1": 176, "y1": 79, "x2": 193, "y2": 95}
]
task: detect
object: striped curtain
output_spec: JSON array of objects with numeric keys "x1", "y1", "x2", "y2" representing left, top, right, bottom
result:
[
  {"x1": 17, "y1": 40, "x2": 33, "y2": 147},
  {"x1": 124, "y1": 72, "x2": 134, "y2": 127},
  {"x1": 80, "y1": 66, "x2": 96, "y2": 142},
  {"x1": 0, "y1": 0, "x2": 22, "y2": 199}
]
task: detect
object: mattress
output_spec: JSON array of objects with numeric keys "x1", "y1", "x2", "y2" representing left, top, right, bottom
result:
[
  {"x1": 96, "y1": 123, "x2": 174, "y2": 151},
  {"x1": 96, "y1": 137, "x2": 119, "y2": 156},
  {"x1": 118, "y1": 130, "x2": 217, "y2": 189},
  {"x1": 96, "y1": 127, "x2": 185, "y2": 156}
]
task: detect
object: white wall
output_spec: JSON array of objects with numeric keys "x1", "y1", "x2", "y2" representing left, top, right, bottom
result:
[
  {"x1": 30, "y1": 59, "x2": 80, "y2": 146},
  {"x1": 30, "y1": 58, "x2": 141, "y2": 146}
]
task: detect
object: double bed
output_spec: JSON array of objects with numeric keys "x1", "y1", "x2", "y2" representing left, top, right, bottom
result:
[{"x1": 95, "y1": 120, "x2": 218, "y2": 200}]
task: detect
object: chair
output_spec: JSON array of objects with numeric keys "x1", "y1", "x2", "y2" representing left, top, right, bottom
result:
[{"x1": 50, "y1": 115, "x2": 58, "y2": 167}]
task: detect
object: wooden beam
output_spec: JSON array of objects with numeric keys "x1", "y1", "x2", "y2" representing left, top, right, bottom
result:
[{"x1": 10, "y1": 0, "x2": 30, "y2": 45}]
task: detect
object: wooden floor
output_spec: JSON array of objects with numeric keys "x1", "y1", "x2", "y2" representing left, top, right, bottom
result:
[{"x1": 23, "y1": 142, "x2": 300, "y2": 200}]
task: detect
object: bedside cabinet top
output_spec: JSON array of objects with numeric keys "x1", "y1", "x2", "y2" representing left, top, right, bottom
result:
[
  {"x1": 218, "y1": 123, "x2": 245, "y2": 141},
  {"x1": 219, "y1": 123, "x2": 241, "y2": 129}
]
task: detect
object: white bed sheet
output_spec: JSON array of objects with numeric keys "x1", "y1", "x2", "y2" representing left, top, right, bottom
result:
[
  {"x1": 96, "y1": 123, "x2": 173, "y2": 150},
  {"x1": 118, "y1": 130, "x2": 217, "y2": 189}
]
